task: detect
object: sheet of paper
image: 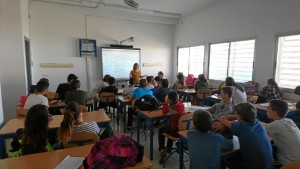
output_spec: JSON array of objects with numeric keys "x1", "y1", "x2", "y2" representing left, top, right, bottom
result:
[
  {"x1": 55, "y1": 155, "x2": 84, "y2": 169},
  {"x1": 185, "y1": 105, "x2": 209, "y2": 113},
  {"x1": 260, "y1": 103, "x2": 269, "y2": 107}
]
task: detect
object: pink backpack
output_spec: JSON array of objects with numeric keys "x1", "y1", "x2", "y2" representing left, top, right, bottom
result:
[
  {"x1": 86, "y1": 134, "x2": 138, "y2": 169},
  {"x1": 186, "y1": 74, "x2": 195, "y2": 85}
]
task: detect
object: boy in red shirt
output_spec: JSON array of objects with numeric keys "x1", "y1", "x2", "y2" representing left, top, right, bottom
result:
[{"x1": 158, "y1": 91, "x2": 185, "y2": 163}]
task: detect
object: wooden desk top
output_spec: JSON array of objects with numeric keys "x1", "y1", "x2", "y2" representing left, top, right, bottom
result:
[
  {"x1": 254, "y1": 100, "x2": 297, "y2": 112},
  {"x1": 0, "y1": 144, "x2": 152, "y2": 169},
  {"x1": 0, "y1": 144, "x2": 93, "y2": 169},
  {"x1": 117, "y1": 95, "x2": 131, "y2": 103},
  {"x1": 0, "y1": 111, "x2": 110, "y2": 135},
  {"x1": 178, "y1": 130, "x2": 239, "y2": 155},
  {"x1": 140, "y1": 109, "x2": 169, "y2": 119},
  {"x1": 177, "y1": 88, "x2": 196, "y2": 94}
]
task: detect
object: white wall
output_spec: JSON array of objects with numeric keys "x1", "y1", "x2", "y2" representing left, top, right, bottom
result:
[
  {"x1": 29, "y1": 2, "x2": 175, "y2": 92},
  {"x1": 0, "y1": 0, "x2": 28, "y2": 121},
  {"x1": 0, "y1": 82, "x2": 4, "y2": 125},
  {"x1": 174, "y1": 0, "x2": 300, "y2": 99}
]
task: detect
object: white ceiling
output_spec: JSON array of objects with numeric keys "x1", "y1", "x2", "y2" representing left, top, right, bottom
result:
[{"x1": 30, "y1": 0, "x2": 228, "y2": 18}]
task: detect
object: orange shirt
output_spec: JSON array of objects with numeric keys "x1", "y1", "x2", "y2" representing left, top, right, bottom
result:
[{"x1": 130, "y1": 69, "x2": 141, "y2": 83}]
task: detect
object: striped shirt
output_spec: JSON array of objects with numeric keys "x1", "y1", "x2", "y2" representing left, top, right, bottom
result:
[{"x1": 73, "y1": 121, "x2": 100, "y2": 134}]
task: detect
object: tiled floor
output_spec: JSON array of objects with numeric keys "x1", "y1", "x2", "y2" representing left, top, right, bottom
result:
[{"x1": 109, "y1": 116, "x2": 190, "y2": 169}]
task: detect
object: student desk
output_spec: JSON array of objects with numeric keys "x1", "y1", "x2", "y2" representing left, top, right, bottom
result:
[
  {"x1": 0, "y1": 144, "x2": 152, "y2": 169},
  {"x1": 0, "y1": 110, "x2": 110, "y2": 159},
  {"x1": 177, "y1": 89, "x2": 196, "y2": 102},
  {"x1": 136, "y1": 109, "x2": 170, "y2": 160},
  {"x1": 117, "y1": 96, "x2": 132, "y2": 133},
  {"x1": 178, "y1": 130, "x2": 240, "y2": 169},
  {"x1": 49, "y1": 99, "x2": 94, "y2": 111},
  {"x1": 254, "y1": 100, "x2": 297, "y2": 123},
  {"x1": 206, "y1": 95, "x2": 222, "y2": 106}
]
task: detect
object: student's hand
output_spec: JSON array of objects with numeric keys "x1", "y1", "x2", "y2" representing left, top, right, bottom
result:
[{"x1": 212, "y1": 122, "x2": 226, "y2": 132}]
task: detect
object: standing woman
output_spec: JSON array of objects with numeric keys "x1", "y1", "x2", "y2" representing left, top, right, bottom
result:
[
  {"x1": 130, "y1": 63, "x2": 144, "y2": 84},
  {"x1": 10, "y1": 104, "x2": 53, "y2": 157}
]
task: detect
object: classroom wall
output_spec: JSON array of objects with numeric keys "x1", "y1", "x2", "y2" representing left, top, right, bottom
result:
[
  {"x1": 29, "y1": 2, "x2": 175, "y2": 92},
  {"x1": 174, "y1": 0, "x2": 300, "y2": 99},
  {"x1": 0, "y1": 0, "x2": 29, "y2": 121},
  {"x1": 0, "y1": 82, "x2": 4, "y2": 125}
]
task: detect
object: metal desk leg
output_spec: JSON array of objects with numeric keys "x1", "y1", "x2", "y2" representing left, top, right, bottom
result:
[
  {"x1": 179, "y1": 138, "x2": 184, "y2": 169},
  {"x1": 150, "y1": 119, "x2": 154, "y2": 160},
  {"x1": 123, "y1": 104, "x2": 127, "y2": 133},
  {"x1": 137, "y1": 112, "x2": 140, "y2": 144}
]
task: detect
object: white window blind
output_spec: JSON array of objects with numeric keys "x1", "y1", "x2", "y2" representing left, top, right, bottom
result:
[
  {"x1": 189, "y1": 46, "x2": 205, "y2": 76},
  {"x1": 209, "y1": 43, "x2": 229, "y2": 81},
  {"x1": 275, "y1": 35, "x2": 300, "y2": 89},
  {"x1": 178, "y1": 46, "x2": 204, "y2": 76},
  {"x1": 178, "y1": 47, "x2": 189, "y2": 76},
  {"x1": 209, "y1": 40, "x2": 255, "y2": 82},
  {"x1": 229, "y1": 40, "x2": 255, "y2": 82}
]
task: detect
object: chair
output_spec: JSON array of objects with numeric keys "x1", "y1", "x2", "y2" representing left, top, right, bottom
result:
[
  {"x1": 161, "y1": 112, "x2": 194, "y2": 168},
  {"x1": 194, "y1": 89, "x2": 212, "y2": 106},
  {"x1": 46, "y1": 91, "x2": 57, "y2": 100},
  {"x1": 130, "y1": 99, "x2": 147, "y2": 141},
  {"x1": 63, "y1": 132, "x2": 99, "y2": 148},
  {"x1": 286, "y1": 110, "x2": 300, "y2": 129},
  {"x1": 16, "y1": 106, "x2": 28, "y2": 118},
  {"x1": 280, "y1": 162, "x2": 300, "y2": 169},
  {"x1": 60, "y1": 105, "x2": 88, "y2": 114},
  {"x1": 99, "y1": 92, "x2": 117, "y2": 117}
]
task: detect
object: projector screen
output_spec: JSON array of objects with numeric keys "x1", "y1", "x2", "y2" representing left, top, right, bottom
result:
[{"x1": 101, "y1": 47, "x2": 140, "y2": 79}]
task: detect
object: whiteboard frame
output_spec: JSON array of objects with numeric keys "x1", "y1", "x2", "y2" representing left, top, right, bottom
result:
[{"x1": 100, "y1": 47, "x2": 141, "y2": 80}]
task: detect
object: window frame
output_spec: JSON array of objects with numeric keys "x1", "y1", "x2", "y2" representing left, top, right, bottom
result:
[
  {"x1": 274, "y1": 31, "x2": 300, "y2": 91},
  {"x1": 177, "y1": 44, "x2": 206, "y2": 76},
  {"x1": 208, "y1": 38, "x2": 257, "y2": 82}
]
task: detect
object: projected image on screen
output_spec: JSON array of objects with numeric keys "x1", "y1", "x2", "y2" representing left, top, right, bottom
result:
[{"x1": 101, "y1": 48, "x2": 140, "y2": 79}]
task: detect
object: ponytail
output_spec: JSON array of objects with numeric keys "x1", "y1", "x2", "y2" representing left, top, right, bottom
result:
[
  {"x1": 225, "y1": 77, "x2": 244, "y2": 92},
  {"x1": 57, "y1": 109, "x2": 75, "y2": 143}
]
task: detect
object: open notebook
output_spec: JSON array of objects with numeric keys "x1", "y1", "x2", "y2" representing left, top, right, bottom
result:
[{"x1": 55, "y1": 155, "x2": 84, "y2": 169}]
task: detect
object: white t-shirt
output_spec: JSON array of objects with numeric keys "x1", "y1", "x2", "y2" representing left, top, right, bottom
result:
[
  {"x1": 266, "y1": 118, "x2": 300, "y2": 164},
  {"x1": 24, "y1": 94, "x2": 49, "y2": 109},
  {"x1": 232, "y1": 86, "x2": 247, "y2": 105},
  {"x1": 92, "y1": 80, "x2": 108, "y2": 94}
]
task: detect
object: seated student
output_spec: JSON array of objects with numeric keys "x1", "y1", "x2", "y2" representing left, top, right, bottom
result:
[
  {"x1": 146, "y1": 76, "x2": 154, "y2": 90},
  {"x1": 10, "y1": 104, "x2": 54, "y2": 157},
  {"x1": 194, "y1": 74, "x2": 210, "y2": 91},
  {"x1": 258, "y1": 79, "x2": 282, "y2": 102},
  {"x1": 225, "y1": 77, "x2": 247, "y2": 105},
  {"x1": 92, "y1": 74, "x2": 110, "y2": 105},
  {"x1": 218, "y1": 103, "x2": 273, "y2": 169},
  {"x1": 295, "y1": 86, "x2": 300, "y2": 109},
  {"x1": 158, "y1": 71, "x2": 164, "y2": 80},
  {"x1": 29, "y1": 78, "x2": 50, "y2": 94},
  {"x1": 158, "y1": 91, "x2": 185, "y2": 163},
  {"x1": 56, "y1": 74, "x2": 78, "y2": 100},
  {"x1": 151, "y1": 76, "x2": 162, "y2": 96},
  {"x1": 127, "y1": 79, "x2": 153, "y2": 130},
  {"x1": 122, "y1": 78, "x2": 137, "y2": 97},
  {"x1": 98, "y1": 76, "x2": 118, "y2": 109},
  {"x1": 24, "y1": 81, "x2": 49, "y2": 109},
  {"x1": 65, "y1": 80, "x2": 88, "y2": 105},
  {"x1": 172, "y1": 72, "x2": 185, "y2": 91},
  {"x1": 208, "y1": 86, "x2": 234, "y2": 120},
  {"x1": 265, "y1": 100, "x2": 300, "y2": 166},
  {"x1": 57, "y1": 101, "x2": 100, "y2": 144},
  {"x1": 156, "y1": 79, "x2": 172, "y2": 103},
  {"x1": 188, "y1": 110, "x2": 233, "y2": 169}
]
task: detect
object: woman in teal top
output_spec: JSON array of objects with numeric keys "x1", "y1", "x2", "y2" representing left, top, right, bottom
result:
[{"x1": 10, "y1": 104, "x2": 53, "y2": 157}]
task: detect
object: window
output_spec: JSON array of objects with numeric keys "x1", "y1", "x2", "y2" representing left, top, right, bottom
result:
[
  {"x1": 275, "y1": 34, "x2": 300, "y2": 89},
  {"x1": 178, "y1": 46, "x2": 204, "y2": 76},
  {"x1": 209, "y1": 39, "x2": 255, "y2": 82}
]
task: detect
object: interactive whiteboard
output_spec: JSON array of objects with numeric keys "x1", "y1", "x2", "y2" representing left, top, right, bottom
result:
[{"x1": 101, "y1": 48, "x2": 140, "y2": 79}]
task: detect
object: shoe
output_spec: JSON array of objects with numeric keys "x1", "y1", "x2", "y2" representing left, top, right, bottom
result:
[{"x1": 159, "y1": 150, "x2": 167, "y2": 164}]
